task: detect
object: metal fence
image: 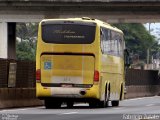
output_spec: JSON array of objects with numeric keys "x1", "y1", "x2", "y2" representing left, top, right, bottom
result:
[
  {"x1": 0, "y1": 59, "x2": 35, "y2": 88},
  {"x1": 0, "y1": 59, "x2": 9, "y2": 87},
  {"x1": 0, "y1": 59, "x2": 159, "y2": 88},
  {"x1": 125, "y1": 69, "x2": 160, "y2": 86},
  {"x1": 16, "y1": 61, "x2": 35, "y2": 88}
]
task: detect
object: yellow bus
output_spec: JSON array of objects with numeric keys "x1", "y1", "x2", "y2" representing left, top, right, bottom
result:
[{"x1": 36, "y1": 17, "x2": 126, "y2": 108}]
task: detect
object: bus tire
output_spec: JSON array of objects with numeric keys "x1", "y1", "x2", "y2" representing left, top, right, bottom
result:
[
  {"x1": 105, "y1": 85, "x2": 110, "y2": 107},
  {"x1": 66, "y1": 102, "x2": 74, "y2": 108},
  {"x1": 89, "y1": 101, "x2": 98, "y2": 108},
  {"x1": 111, "y1": 100, "x2": 119, "y2": 107},
  {"x1": 120, "y1": 84, "x2": 123, "y2": 100},
  {"x1": 98, "y1": 85, "x2": 110, "y2": 108},
  {"x1": 44, "y1": 99, "x2": 62, "y2": 109},
  {"x1": 44, "y1": 100, "x2": 50, "y2": 109}
]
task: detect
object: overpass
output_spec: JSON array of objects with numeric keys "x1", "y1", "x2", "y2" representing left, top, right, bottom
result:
[
  {"x1": 2, "y1": 0, "x2": 160, "y2": 23},
  {"x1": 1, "y1": 0, "x2": 160, "y2": 59}
]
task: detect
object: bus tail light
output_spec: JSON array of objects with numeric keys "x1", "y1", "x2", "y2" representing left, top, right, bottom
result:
[
  {"x1": 36, "y1": 69, "x2": 41, "y2": 82},
  {"x1": 94, "y1": 70, "x2": 99, "y2": 82}
]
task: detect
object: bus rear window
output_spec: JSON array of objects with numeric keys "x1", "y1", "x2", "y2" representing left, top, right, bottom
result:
[{"x1": 42, "y1": 24, "x2": 96, "y2": 44}]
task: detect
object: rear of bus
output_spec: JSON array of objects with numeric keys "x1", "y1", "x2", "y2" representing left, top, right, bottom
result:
[{"x1": 36, "y1": 18, "x2": 101, "y2": 108}]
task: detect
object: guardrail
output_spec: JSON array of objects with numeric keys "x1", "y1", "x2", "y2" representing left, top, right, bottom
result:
[
  {"x1": 126, "y1": 69, "x2": 160, "y2": 86},
  {"x1": 0, "y1": 59, "x2": 35, "y2": 88},
  {"x1": 125, "y1": 69, "x2": 160, "y2": 98},
  {"x1": 0, "y1": 88, "x2": 43, "y2": 108}
]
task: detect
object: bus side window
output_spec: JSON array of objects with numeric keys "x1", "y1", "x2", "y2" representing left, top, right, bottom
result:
[
  {"x1": 106, "y1": 30, "x2": 111, "y2": 55},
  {"x1": 117, "y1": 34, "x2": 124, "y2": 57},
  {"x1": 110, "y1": 31, "x2": 117, "y2": 56},
  {"x1": 110, "y1": 31, "x2": 124, "y2": 57},
  {"x1": 101, "y1": 27, "x2": 110, "y2": 55},
  {"x1": 100, "y1": 28, "x2": 105, "y2": 54},
  {"x1": 116, "y1": 33, "x2": 122, "y2": 57},
  {"x1": 119, "y1": 37, "x2": 123, "y2": 57}
]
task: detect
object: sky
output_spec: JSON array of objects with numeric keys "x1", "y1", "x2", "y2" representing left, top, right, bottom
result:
[{"x1": 144, "y1": 23, "x2": 160, "y2": 41}]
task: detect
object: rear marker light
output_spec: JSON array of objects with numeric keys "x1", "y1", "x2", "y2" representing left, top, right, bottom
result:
[
  {"x1": 94, "y1": 70, "x2": 99, "y2": 82},
  {"x1": 36, "y1": 69, "x2": 41, "y2": 82}
]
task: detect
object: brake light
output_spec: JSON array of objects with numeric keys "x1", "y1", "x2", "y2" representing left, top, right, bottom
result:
[
  {"x1": 94, "y1": 70, "x2": 99, "y2": 82},
  {"x1": 36, "y1": 69, "x2": 41, "y2": 82}
]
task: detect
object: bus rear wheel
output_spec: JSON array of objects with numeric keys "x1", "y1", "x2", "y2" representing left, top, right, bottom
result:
[
  {"x1": 44, "y1": 99, "x2": 62, "y2": 109},
  {"x1": 98, "y1": 86, "x2": 110, "y2": 108},
  {"x1": 89, "y1": 101, "x2": 98, "y2": 108},
  {"x1": 66, "y1": 102, "x2": 74, "y2": 108},
  {"x1": 111, "y1": 100, "x2": 119, "y2": 107}
]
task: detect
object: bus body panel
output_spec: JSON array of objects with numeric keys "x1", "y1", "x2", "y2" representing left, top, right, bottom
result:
[
  {"x1": 100, "y1": 55, "x2": 124, "y2": 101},
  {"x1": 41, "y1": 54, "x2": 94, "y2": 85}
]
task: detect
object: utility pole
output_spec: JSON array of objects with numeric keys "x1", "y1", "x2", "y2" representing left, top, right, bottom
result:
[
  {"x1": 147, "y1": 23, "x2": 151, "y2": 69},
  {"x1": 147, "y1": 48, "x2": 150, "y2": 69}
]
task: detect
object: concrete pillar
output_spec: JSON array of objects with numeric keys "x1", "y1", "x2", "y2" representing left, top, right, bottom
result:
[
  {"x1": 8, "y1": 22, "x2": 16, "y2": 59},
  {"x1": 0, "y1": 22, "x2": 16, "y2": 59},
  {"x1": 0, "y1": 22, "x2": 8, "y2": 58}
]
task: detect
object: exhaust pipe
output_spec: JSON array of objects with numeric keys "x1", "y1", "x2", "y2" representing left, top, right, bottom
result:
[{"x1": 80, "y1": 90, "x2": 86, "y2": 95}]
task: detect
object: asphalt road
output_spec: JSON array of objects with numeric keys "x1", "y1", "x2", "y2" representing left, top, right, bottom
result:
[{"x1": 0, "y1": 96, "x2": 160, "y2": 120}]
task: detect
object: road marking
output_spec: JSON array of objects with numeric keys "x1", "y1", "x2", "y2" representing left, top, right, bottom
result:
[
  {"x1": 0, "y1": 106, "x2": 44, "y2": 113},
  {"x1": 124, "y1": 96, "x2": 155, "y2": 101},
  {"x1": 146, "y1": 104, "x2": 154, "y2": 107},
  {"x1": 112, "y1": 108, "x2": 122, "y2": 110},
  {"x1": 61, "y1": 112, "x2": 78, "y2": 115},
  {"x1": 124, "y1": 96, "x2": 160, "y2": 101},
  {"x1": 0, "y1": 109, "x2": 27, "y2": 112},
  {"x1": 124, "y1": 98, "x2": 144, "y2": 101}
]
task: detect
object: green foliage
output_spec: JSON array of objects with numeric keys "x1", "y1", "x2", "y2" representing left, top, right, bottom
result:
[
  {"x1": 113, "y1": 23, "x2": 159, "y2": 61},
  {"x1": 16, "y1": 41, "x2": 36, "y2": 61},
  {"x1": 16, "y1": 23, "x2": 38, "y2": 61}
]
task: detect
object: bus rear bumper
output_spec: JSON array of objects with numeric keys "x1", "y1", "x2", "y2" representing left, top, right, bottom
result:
[{"x1": 36, "y1": 83, "x2": 99, "y2": 100}]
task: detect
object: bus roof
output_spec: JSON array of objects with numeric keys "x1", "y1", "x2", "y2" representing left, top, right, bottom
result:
[{"x1": 41, "y1": 17, "x2": 123, "y2": 34}]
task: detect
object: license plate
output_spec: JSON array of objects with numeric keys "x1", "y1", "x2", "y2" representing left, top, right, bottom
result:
[{"x1": 61, "y1": 84, "x2": 73, "y2": 87}]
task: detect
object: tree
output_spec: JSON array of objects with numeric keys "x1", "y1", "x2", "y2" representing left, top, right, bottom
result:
[{"x1": 16, "y1": 23, "x2": 38, "y2": 61}]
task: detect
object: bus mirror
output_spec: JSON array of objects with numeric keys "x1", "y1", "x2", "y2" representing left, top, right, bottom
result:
[{"x1": 124, "y1": 49, "x2": 131, "y2": 67}]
